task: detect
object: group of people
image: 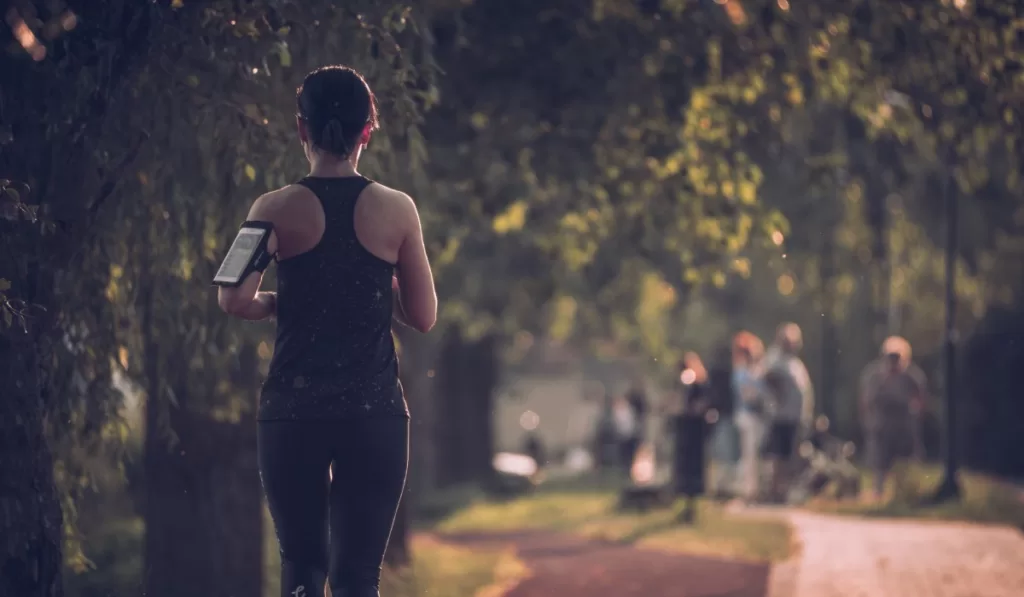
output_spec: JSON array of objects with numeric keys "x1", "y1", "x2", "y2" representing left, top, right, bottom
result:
[
  {"x1": 692, "y1": 324, "x2": 929, "y2": 505},
  {"x1": 701, "y1": 323, "x2": 815, "y2": 504}
]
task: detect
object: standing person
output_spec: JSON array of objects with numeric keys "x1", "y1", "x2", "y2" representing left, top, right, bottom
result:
[
  {"x1": 707, "y1": 346, "x2": 740, "y2": 499},
  {"x1": 859, "y1": 336, "x2": 928, "y2": 502},
  {"x1": 612, "y1": 394, "x2": 641, "y2": 474},
  {"x1": 732, "y1": 332, "x2": 769, "y2": 503},
  {"x1": 625, "y1": 377, "x2": 649, "y2": 443},
  {"x1": 672, "y1": 353, "x2": 710, "y2": 498},
  {"x1": 762, "y1": 323, "x2": 815, "y2": 503},
  {"x1": 216, "y1": 66, "x2": 437, "y2": 597}
]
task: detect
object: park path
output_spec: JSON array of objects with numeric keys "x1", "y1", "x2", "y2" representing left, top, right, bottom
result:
[
  {"x1": 441, "y1": 531, "x2": 770, "y2": 597},
  {"x1": 739, "y1": 507, "x2": 1024, "y2": 597}
]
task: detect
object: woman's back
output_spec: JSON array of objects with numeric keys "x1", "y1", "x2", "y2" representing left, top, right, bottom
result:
[{"x1": 260, "y1": 176, "x2": 406, "y2": 420}]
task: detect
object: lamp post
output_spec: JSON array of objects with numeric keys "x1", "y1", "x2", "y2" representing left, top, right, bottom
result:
[
  {"x1": 932, "y1": 165, "x2": 962, "y2": 502},
  {"x1": 884, "y1": 89, "x2": 962, "y2": 501}
]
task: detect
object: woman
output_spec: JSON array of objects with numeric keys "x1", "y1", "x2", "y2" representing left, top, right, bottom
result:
[
  {"x1": 671, "y1": 353, "x2": 710, "y2": 497},
  {"x1": 217, "y1": 66, "x2": 437, "y2": 597},
  {"x1": 732, "y1": 331, "x2": 768, "y2": 503}
]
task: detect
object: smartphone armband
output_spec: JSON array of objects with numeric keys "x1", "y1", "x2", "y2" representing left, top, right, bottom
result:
[{"x1": 212, "y1": 221, "x2": 276, "y2": 287}]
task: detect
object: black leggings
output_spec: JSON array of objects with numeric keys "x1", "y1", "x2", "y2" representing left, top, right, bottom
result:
[{"x1": 258, "y1": 418, "x2": 408, "y2": 596}]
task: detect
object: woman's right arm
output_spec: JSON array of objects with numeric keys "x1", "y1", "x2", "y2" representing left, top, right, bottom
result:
[{"x1": 392, "y1": 191, "x2": 436, "y2": 333}]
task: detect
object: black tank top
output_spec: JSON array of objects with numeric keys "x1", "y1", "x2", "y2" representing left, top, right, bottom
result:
[{"x1": 258, "y1": 176, "x2": 408, "y2": 421}]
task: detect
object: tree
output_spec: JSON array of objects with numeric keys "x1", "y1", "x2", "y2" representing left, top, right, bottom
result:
[
  {"x1": 2, "y1": 1, "x2": 438, "y2": 594},
  {"x1": 2, "y1": 2, "x2": 163, "y2": 594}
]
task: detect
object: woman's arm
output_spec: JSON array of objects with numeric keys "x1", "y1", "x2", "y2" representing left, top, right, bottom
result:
[
  {"x1": 391, "y1": 275, "x2": 413, "y2": 328},
  {"x1": 391, "y1": 191, "x2": 436, "y2": 332},
  {"x1": 217, "y1": 193, "x2": 281, "y2": 321}
]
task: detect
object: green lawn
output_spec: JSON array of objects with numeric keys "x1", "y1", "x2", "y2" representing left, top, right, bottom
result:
[
  {"x1": 65, "y1": 512, "x2": 527, "y2": 597},
  {"x1": 263, "y1": 508, "x2": 529, "y2": 597},
  {"x1": 436, "y1": 480, "x2": 793, "y2": 564},
  {"x1": 804, "y1": 464, "x2": 1024, "y2": 527},
  {"x1": 262, "y1": 535, "x2": 527, "y2": 597}
]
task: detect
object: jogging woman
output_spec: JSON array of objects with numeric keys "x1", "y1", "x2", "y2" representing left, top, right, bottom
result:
[{"x1": 216, "y1": 65, "x2": 437, "y2": 597}]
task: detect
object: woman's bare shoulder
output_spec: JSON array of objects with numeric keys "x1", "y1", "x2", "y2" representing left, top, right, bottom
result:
[
  {"x1": 248, "y1": 184, "x2": 318, "y2": 221},
  {"x1": 363, "y1": 181, "x2": 420, "y2": 221},
  {"x1": 366, "y1": 181, "x2": 416, "y2": 204}
]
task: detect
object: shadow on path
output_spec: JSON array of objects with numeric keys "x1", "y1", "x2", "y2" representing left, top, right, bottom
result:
[{"x1": 441, "y1": 531, "x2": 770, "y2": 597}]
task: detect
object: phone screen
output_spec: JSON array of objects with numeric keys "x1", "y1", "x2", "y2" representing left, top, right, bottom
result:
[{"x1": 213, "y1": 227, "x2": 266, "y2": 285}]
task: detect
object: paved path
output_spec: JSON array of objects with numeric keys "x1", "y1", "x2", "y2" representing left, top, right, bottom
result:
[
  {"x1": 442, "y1": 531, "x2": 770, "y2": 597},
  {"x1": 743, "y1": 507, "x2": 1024, "y2": 597}
]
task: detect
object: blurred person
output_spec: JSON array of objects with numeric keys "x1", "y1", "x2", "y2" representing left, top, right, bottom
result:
[
  {"x1": 762, "y1": 323, "x2": 815, "y2": 503},
  {"x1": 680, "y1": 352, "x2": 710, "y2": 414},
  {"x1": 612, "y1": 394, "x2": 641, "y2": 474},
  {"x1": 672, "y1": 353, "x2": 711, "y2": 497},
  {"x1": 216, "y1": 66, "x2": 437, "y2": 597},
  {"x1": 859, "y1": 336, "x2": 928, "y2": 502},
  {"x1": 592, "y1": 391, "x2": 617, "y2": 470},
  {"x1": 523, "y1": 430, "x2": 547, "y2": 470},
  {"x1": 732, "y1": 332, "x2": 769, "y2": 503},
  {"x1": 706, "y1": 346, "x2": 740, "y2": 499},
  {"x1": 626, "y1": 376, "x2": 650, "y2": 442}
]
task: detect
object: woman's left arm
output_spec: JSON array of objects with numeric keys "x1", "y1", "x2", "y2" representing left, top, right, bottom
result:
[{"x1": 217, "y1": 193, "x2": 280, "y2": 321}]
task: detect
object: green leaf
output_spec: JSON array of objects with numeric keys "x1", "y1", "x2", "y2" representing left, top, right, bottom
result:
[
  {"x1": 244, "y1": 164, "x2": 256, "y2": 181},
  {"x1": 0, "y1": 278, "x2": 10, "y2": 292}
]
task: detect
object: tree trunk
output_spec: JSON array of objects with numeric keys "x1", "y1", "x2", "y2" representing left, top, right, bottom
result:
[
  {"x1": 142, "y1": 403, "x2": 263, "y2": 597},
  {"x1": 140, "y1": 283, "x2": 263, "y2": 597},
  {"x1": 463, "y1": 334, "x2": 499, "y2": 484},
  {"x1": 395, "y1": 326, "x2": 440, "y2": 497},
  {"x1": 384, "y1": 326, "x2": 441, "y2": 568},
  {"x1": 434, "y1": 329, "x2": 500, "y2": 488},
  {"x1": 0, "y1": 330, "x2": 65, "y2": 597}
]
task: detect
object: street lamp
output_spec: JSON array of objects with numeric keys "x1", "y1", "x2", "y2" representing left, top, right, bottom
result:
[
  {"x1": 884, "y1": 90, "x2": 961, "y2": 501},
  {"x1": 932, "y1": 164, "x2": 962, "y2": 502}
]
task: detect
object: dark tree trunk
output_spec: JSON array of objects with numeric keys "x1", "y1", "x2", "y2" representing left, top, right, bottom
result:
[
  {"x1": 142, "y1": 400, "x2": 263, "y2": 597},
  {"x1": 384, "y1": 326, "x2": 441, "y2": 567},
  {"x1": 0, "y1": 330, "x2": 65, "y2": 597},
  {"x1": 140, "y1": 282, "x2": 263, "y2": 597},
  {"x1": 434, "y1": 328, "x2": 500, "y2": 488},
  {"x1": 395, "y1": 326, "x2": 440, "y2": 496},
  {"x1": 463, "y1": 334, "x2": 499, "y2": 484}
]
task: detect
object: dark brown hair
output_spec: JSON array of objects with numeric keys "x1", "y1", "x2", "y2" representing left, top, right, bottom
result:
[{"x1": 296, "y1": 65, "x2": 380, "y2": 158}]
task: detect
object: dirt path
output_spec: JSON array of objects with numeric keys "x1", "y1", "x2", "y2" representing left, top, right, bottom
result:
[
  {"x1": 728, "y1": 504, "x2": 1024, "y2": 597},
  {"x1": 441, "y1": 531, "x2": 770, "y2": 597},
  {"x1": 783, "y1": 511, "x2": 1024, "y2": 597}
]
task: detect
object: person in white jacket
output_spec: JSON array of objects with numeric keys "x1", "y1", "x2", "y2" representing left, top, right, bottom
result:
[{"x1": 763, "y1": 323, "x2": 814, "y2": 503}]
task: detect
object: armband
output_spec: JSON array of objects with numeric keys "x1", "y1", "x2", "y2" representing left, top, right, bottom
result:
[{"x1": 212, "y1": 221, "x2": 276, "y2": 287}]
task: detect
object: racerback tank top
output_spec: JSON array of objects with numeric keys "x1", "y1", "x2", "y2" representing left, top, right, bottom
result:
[{"x1": 258, "y1": 176, "x2": 408, "y2": 421}]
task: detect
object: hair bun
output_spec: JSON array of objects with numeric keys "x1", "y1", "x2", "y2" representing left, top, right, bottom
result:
[{"x1": 319, "y1": 118, "x2": 351, "y2": 156}]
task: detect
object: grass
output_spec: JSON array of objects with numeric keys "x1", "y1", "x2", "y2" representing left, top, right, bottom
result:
[
  {"x1": 264, "y1": 534, "x2": 528, "y2": 597},
  {"x1": 64, "y1": 510, "x2": 527, "y2": 597},
  {"x1": 435, "y1": 478, "x2": 793, "y2": 563},
  {"x1": 263, "y1": 506, "x2": 529, "y2": 597},
  {"x1": 804, "y1": 463, "x2": 1024, "y2": 527}
]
